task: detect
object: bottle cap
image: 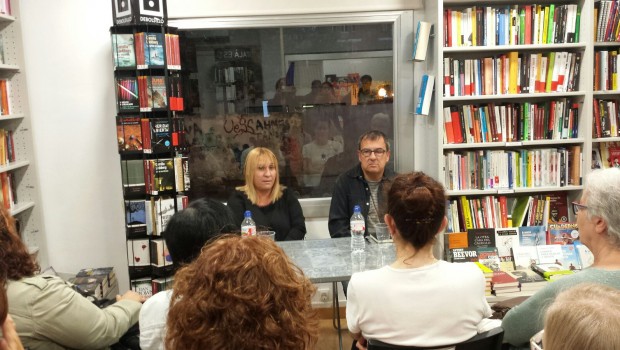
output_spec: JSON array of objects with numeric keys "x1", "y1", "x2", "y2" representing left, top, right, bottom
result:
[
  {"x1": 244, "y1": 210, "x2": 252, "y2": 218},
  {"x1": 353, "y1": 205, "x2": 361, "y2": 213}
]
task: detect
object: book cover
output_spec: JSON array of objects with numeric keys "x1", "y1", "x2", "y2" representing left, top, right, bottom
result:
[
  {"x1": 512, "y1": 245, "x2": 540, "y2": 270},
  {"x1": 536, "y1": 244, "x2": 563, "y2": 264},
  {"x1": 413, "y1": 21, "x2": 432, "y2": 62},
  {"x1": 548, "y1": 192, "x2": 569, "y2": 223},
  {"x1": 511, "y1": 268, "x2": 546, "y2": 284},
  {"x1": 511, "y1": 196, "x2": 532, "y2": 227},
  {"x1": 150, "y1": 239, "x2": 172, "y2": 267},
  {"x1": 149, "y1": 118, "x2": 172, "y2": 153},
  {"x1": 125, "y1": 200, "x2": 147, "y2": 237},
  {"x1": 559, "y1": 244, "x2": 581, "y2": 270},
  {"x1": 152, "y1": 158, "x2": 175, "y2": 193},
  {"x1": 467, "y1": 228, "x2": 496, "y2": 248},
  {"x1": 477, "y1": 247, "x2": 501, "y2": 271},
  {"x1": 127, "y1": 239, "x2": 150, "y2": 267},
  {"x1": 145, "y1": 32, "x2": 165, "y2": 66},
  {"x1": 547, "y1": 223, "x2": 579, "y2": 245},
  {"x1": 116, "y1": 116, "x2": 143, "y2": 152},
  {"x1": 116, "y1": 77, "x2": 139, "y2": 111},
  {"x1": 120, "y1": 159, "x2": 145, "y2": 195},
  {"x1": 495, "y1": 227, "x2": 519, "y2": 259},
  {"x1": 518, "y1": 225, "x2": 547, "y2": 246},
  {"x1": 491, "y1": 270, "x2": 519, "y2": 288},
  {"x1": 112, "y1": 33, "x2": 136, "y2": 68},
  {"x1": 150, "y1": 76, "x2": 167, "y2": 108},
  {"x1": 450, "y1": 247, "x2": 479, "y2": 263},
  {"x1": 446, "y1": 231, "x2": 469, "y2": 249},
  {"x1": 574, "y1": 240, "x2": 594, "y2": 268},
  {"x1": 130, "y1": 277, "x2": 153, "y2": 298}
]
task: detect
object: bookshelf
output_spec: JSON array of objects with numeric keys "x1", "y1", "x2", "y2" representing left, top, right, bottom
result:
[
  {"x1": 0, "y1": 1, "x2": 45, "y2": 261},
  {"x1": 423, "y1": 0, "x2": 598, "y2": 248},
  {"x1": 592, "y1": 1, "x2": 620, "y2": 169},
  {"x1": 111, "y1": 20, "x2": 189, "y2": 297}
]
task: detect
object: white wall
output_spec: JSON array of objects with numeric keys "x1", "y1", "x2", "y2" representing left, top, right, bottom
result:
[{"x1": 19, "y1": 0, "x2": 424, "y2": 292}]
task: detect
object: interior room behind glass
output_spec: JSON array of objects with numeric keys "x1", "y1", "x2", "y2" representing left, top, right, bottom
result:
[{"x1": 179, "y1": 23, "x2": 394, "y2": 200}]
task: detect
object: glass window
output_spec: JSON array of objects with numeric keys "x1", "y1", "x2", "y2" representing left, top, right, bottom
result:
[{"x1": 178, "y1": 22, "x2": 395, "y2": 201}]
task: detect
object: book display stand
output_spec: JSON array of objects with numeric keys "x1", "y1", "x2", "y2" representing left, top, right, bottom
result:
[
  {"x1": 110, "y1": 0, "x2": 188, "y2": 297},
  {"x1": 0, "y1": 1, "x2": 45, "y2": 262}
]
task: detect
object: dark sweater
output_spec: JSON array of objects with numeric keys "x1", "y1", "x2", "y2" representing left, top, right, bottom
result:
[{"x1": 227, "y1": 187, "x2": 306, "y2": 241}]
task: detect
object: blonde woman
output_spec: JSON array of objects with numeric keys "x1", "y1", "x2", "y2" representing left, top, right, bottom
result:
[
  {"x1": 543, "y1": 283, "x2": 620, "y2": 350},
  {"x1": 227, "y1": 147, "x2": 306, "y2": 241}
]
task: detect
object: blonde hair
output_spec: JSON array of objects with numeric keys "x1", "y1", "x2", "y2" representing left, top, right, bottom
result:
[
  {"x1": 544, "y1": 283, "x2": 620, "y2": 350},
  {"x1": 237, "y1": 147, "x2": 283, "y2": 204}
]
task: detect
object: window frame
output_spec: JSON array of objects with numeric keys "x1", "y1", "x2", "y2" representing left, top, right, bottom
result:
[{"x1": 169, "y1": 11, "x2": 415, "y2": 218}]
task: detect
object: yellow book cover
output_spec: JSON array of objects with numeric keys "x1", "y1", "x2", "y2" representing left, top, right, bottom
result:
[
  {"x1": 460, "y1": 196, "x2": 474, "y2": 230},
  {"x1": 542, "y1": 6, "x2": 549, "y2": 44},
  {"x1": 545, "y1": 52, "x2": 556, "y2": 92},
  {"x1": 508, "y1": 51, "x2": 519, "y2": 94},
  {"x1": 456, "y1": 10, "x2": 462, "y2": 46},
  {"x1": 594, "y1": 7, "x2": 598, "y2": 41},
  {"x1": 471, "y1": 6, "x2": 477, "y2": 46},
  {"x1": 527, "y1": 150, "x2": 533, "y2": 187}
]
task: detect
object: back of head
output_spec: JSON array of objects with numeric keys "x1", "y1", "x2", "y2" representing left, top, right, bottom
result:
[
  {"x1": 584, "y1": 168, "x2": 620, "y2": 246},
  {"x1": 165, "y1": 235, "x2": 318, "y2": 350},
  {"x1": 386, "y1": 172, "x2": 446, "y2": 250},
  {"x1": 544, "y1": 283, "x2": 620, "y2": 350},
  {"x1": 0, "y1": 206, "x2": 39, "y2": 281},
  {"x1": 163, "y1": 198, "x2": 236, "y2": 267}
]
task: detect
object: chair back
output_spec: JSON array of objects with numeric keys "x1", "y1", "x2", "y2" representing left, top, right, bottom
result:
[{"x1": 367, "y1": 327, "x2": 504, "y2": 350}]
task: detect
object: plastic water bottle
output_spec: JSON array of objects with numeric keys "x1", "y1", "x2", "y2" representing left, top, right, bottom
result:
[
  {"x1": 241, "y1": 210, "x2": 256, "y2": 237},
  {"x1": 350, "y1": 205, "x2": 365, "y2": 252}
]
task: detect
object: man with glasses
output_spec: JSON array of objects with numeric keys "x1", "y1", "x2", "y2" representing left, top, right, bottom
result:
[{"x1": 328, "y1": 130, "x2": 394, "y2": 240}]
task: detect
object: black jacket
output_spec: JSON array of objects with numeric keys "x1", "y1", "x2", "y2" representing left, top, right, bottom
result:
[
  {"x1": 328, "y1": 164, "x2": 395, "y2": 238},
  {"x1": 227, "y1": 187, "x2": 306, "y2": 241}
]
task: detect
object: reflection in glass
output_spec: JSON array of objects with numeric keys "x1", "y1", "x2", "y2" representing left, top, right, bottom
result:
[{"x1": 179, "y1": 23, "x2": 394, "y2": 200}]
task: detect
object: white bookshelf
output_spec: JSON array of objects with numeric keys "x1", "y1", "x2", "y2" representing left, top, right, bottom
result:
[
  {"x1": 426, "y1": 0, "x2": 593, "y2": 203},
  {"x1": 0, "y1": 1, "x2": 46, "y2": 263}
]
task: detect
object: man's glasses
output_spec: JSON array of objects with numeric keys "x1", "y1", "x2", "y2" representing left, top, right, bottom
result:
[
  {"x1": 571, "y1": 201, "x2": 588, "y2": 215},
  {"x1": 359, "y1": 148, "x2": 386, "y2": 157}
]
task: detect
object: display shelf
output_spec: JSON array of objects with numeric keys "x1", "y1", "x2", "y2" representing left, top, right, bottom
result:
[
  {"x1": 443, "y1": 91, "x2": 585, "y2": 103},
  {"x1": 443, "y1": 43, "x2": 586, "y2": 53}
]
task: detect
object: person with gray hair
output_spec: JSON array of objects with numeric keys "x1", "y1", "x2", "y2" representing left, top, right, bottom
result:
[{"x1": 502, "y1": 167, "x2": 620, "y2": 347}]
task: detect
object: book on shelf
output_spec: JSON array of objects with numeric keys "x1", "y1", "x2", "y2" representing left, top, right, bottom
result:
[
  {"x1": 0, "y1": 80, "x2": 9, "y2": 115},
  {"x1": 415, "y1": 74, "x2": 434, "y2": 116},
  {"x1": 116, "y1": 116, "x2": 143, "y2": 153},
  {"x1": 495, "y1": 227, "x2": 519, "y2": 270},
  {"x1": 120, "y1": 159, "x2": 146, "y2": 195},
  {"x1": 76, "y1": 267, "x2": 117, "y2": 289},
  {"x1": 518, "y1": 226, "x2": 547, "y2": 247},
  {"x1": 142, "y1": 118, "x2": 171, "y2": 154},
  {"x1": 413, "y1": 21, "x2": 432, "y2": 62},
  {"x1": 144, "y1": 158, "x2": 175, "y2": 194},
  {"x1": 152, "y1": 276, "x2": 174, "y2": 294},
  {"x1": 127, "y1": 239, "x2": 151, "y2": 267},
  {"x1": 111, "y1": 33, "x2": 136, "y2": 68},
  {"x1": 130, "y1": 277, "x2": 153, "y2": 298},
  {"x1": 547, "y1": 223, "x2": 579, "y2": 245},
  {"x1": 116, "y1": 77, "x2": 139, "y2": 112},
  {"x1": 467, "y1": 228, "x2": 496, "y2": 248},
  {"x1": 150, "y1": 238, "x2": 172, "y2": 267},
  {"x1": 125, "y1": 200, "x2": 147, "y2": 237}
]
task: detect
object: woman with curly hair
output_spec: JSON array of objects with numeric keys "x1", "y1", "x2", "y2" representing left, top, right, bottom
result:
[
  {"x1": 165, "y1": 235, "x2": 319, "y2": 350},
  {"x1": 1, "y1": 278, "x2": 24, "y2": 350},
  {"x1": 0, "y1": 206, "x2": 143, "y2": 350}
]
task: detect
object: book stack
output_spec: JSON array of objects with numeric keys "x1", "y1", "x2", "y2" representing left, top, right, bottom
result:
[
  {"x1": 491, "y1": 270, "x2": 520, "y2": 296},
  {"x1": 70, "y1": 267, "x2": 119, "y2": 300},
  {"x1": 474, "y1": 262, "x2": 494, "y2": 296}
]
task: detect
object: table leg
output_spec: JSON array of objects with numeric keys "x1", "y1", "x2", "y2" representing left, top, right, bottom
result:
[{"x1": 332, "y1": 281, "x2": 343, "y2": 350}]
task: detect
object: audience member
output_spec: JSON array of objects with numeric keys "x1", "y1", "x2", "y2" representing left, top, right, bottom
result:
[
  {"x1": 139, "y1": 198, "x2": 237, "y2": 350},
  {"x1": 543, "y1": 283, "x2": 620, "y2": 350},
  {"x1": 304, "y1": 79, "x2": 322, "y2": 105},
  {"x1": 329, "y1": 130, "x2": 394, "y2": 239},
  {"x1": 164, "y1": 235, "x2": 319, "y2": 350},
  {"x1": 0, "y1": 278, "x2": 24, "y2": 350},
  {"x1": 302, "y1": 118, "x2": 343, "y2": 187},
  {"x1": 502, "y1": 167, "x2": 620, "y2": 347},
  {"x1": 228, "y1": 147, "x2": 306, "y2": 240},
  {"x1": 346, "y1": 172, "x2": 492, "y2": 348},
  {"x1": 0, "y1": 207, "x2": 143, "y2": 350}
]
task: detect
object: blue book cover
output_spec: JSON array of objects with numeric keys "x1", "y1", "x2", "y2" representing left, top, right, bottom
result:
[
  {"x1": 518, "y1": 225, "x2": 546, "y2": 246},
  {"x1": 145, "y1": 32, "x2": 165, "y2": 66},
  {"x1": 415, "y1": 75, "x2": 428, "y2": 114},
  {"x1": 559, "y1": 244, "x2": 582, "y2": 270}
]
